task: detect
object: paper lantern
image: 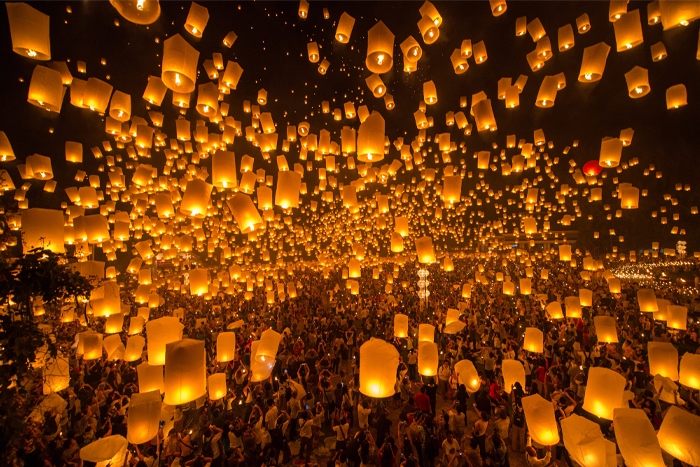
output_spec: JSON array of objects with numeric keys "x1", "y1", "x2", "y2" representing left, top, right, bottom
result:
[
  {"x1": 21, "y1": 208, "x2": 64, "y2": 254},
  {"x1": 623, "y1": 66, "x2": 650, "y2": 98},
  {"x1": 417, "y1": 341, "x2": 439, "y2": 376},
  {"x1": 680, "y1": 353, "x2": 700, "y2": 389},
  {"x1": 561, "y1": 415, "x2": 608, "y2": 467},
  {"x1": 614, "y1": 10, "x2": 643, "y2": 51},
  {"x1": 418, "y1": 323, "x2": 435, "y2": 342},
  {"x1": 579, "y1": 42, "x2": 610, "y2": 82},
  {"x1": 80, "y1": 436, "x2": 128, "y2": 465},
  {"x1": 558, "y1": 24, "x2": 575, "y2": 51},
  {"x1": 82, "y1": 332, "x2": 103, "y2": 360},
  {"x1": 583, "y1": 367, "x2": 626, "y2": 420},
  {"x1": 523, "y1": 327, "x2": 543, "y2": 352},
  {"x1": 126, "y1": 389, "x2": 161, "y2": 445},
  {"x1": 462, "y1": 283, "x2": 471, "y2": 299},
  {"x1": 564, "y1": 296, "x2": 582, "y2": 318},
  {"x1": 180, "y1": 179, "x2": 212, "y2": 217},
  {"x1": 162, "y1": 34, "x2": 199, "y2": 93},
  {"x1": 594, "y1": 316, "x2": 618, "y2": 343},
  {"x1": 546, "y1": 301, "x2": 564, "y2": 319},
  {"x1": 125, "y1": 335, "x2": 145, "y2": 361},
  {"x1": 43, "y1": 356, "x2": 69, "y2": 394},
  {"x1": 256, "y1": 329, "x2": 282, "y2": 363},
  {"x1": 667, "y1": 305, "x2": 688, "y2": 330},
  {"x1": 659, "y1": 1, "x2": 700, "y2": 29},
  {"x1": 520, "y1": 278, "x2": 532, "y2": 295},
  {"x1": 366, "y1": 21, "x2": 394, "y2": 74},
  {"x1": 502, "y1": 281, "x2": 514, "y2": 295},
  {"x1": 359, "y1": 338, "x2": 399, "y2": 398},
  {"x1": 184, "y1": 2, "x2": 208, "y2": 37},
  {"x1": 146, "y1": 317, "x2": 184, "y2": 365},
  {"x1": 415, "y1": 236, "x2": 436, "y2": 263},
  {"x1": 608, "y1": 278, "x2": 621, "y2": 294},
  {"x1": 490, "y1": 0, "x2": 506, "y2": 16},
  {"x1": 105, "y1": 313, "x2": 124, "y2": 334},
  {"x1": 164, "y1": 339, "x2": 206, "y2": 405},
  {"x1": 450, "y1": 49, "x2": 468, "y2": 74},
  {"x1": 394, "y1": 314, "x2": 408, "y2": 337},
  {"x1": 636, "y1": 289, "x2": 658, "y2": 311},
  {"x1": 227, "y1": 193, "x2": 263, "y2": 233},
  {"x1": 445, "y1": 309, "x2": 459, "y2": 325},
  {"x1": 455, "y1": 359, "x2": 480, "y2": 393},
  {"x1": 110, "y1": 0, "x2": 161, "y2": 25},
  {"x1": 502, "y1": 359, "x2": 526, "y2": 393},
  {"x1": 275, "y1": 171, "x2": 301, "y2": 208},
  {"x1": 648, "y1": 342, "x2": 678, "y2": 380},
  {"x1": 559, "y1": 244, "x2": 571, "y2": 261},
  {"x1": 189, "y1": 268, "x2": 208, "y2": 296},
  {"x1": 6, "y1": 2, "x2": 51, "y2": 60},
  {"x1": 613, "y1": 408, "x2": 665, "y2": 467},
  {"x1": 335, "y1": 12, "x2": 355, "y2": 42},
  {"x1": 298, "y1": 0, "x2": 309, "y2": 18},
  {"x1": 666, "y1": 84, "x2": 687, "y2": 109},
  {"x1": 216, "y1": 332, "x2": 236, "y2": 362},
  {"x1": 579, "y1": 288, "x2": 593, "y2": 307},
  {"x1": 27, "y1": 66, "x2": 63, "y2": 112},
  {"x1": 357, "y1": 111, "x2": 385, "y2": 162},
  {"x1": 208, "y1": 373, "x2": 227, "y2": 400},
  {"x1": 137, "y1": 362, "x2": 164, "y2": 393},
  {"x1": 522, "y1": 394, "x2": 560, "y2": 446},
  {"x1": 0, "y1": 132, "x2": 15, "y2": 162},
  {"x1": 657, "y1": 406, "x2": 700, "y2": 466}
]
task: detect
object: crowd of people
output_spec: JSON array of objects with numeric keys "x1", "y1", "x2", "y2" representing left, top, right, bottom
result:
[{"x1": 7, "y1": 256, "x2": 700, "y2": 467}]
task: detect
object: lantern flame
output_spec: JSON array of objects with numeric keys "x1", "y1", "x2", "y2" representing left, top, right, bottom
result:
[
  {"x1": 136, "y1": 0, "x2": 145, "y2": 11},
  {"x1": 27, "y1": 50, "x2": 37, "y2": 57}
]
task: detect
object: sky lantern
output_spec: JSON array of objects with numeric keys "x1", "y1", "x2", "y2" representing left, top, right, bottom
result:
[
  {"x1": 624, "y1": 66, "x2": 650, "y2": 98},
  {"x1": 164, "y1": 339, "x2": 206, "y2": 405},
  {"x1": 423, "y1": 80, "x2": 437, "y2": 104},
  {"x1": 579, "y1": 42, "x2": 610, "y2": 82},
  {"x1": 455, "y1": 359, "x2": 480, "y2": 393},
  {"x1": 561, "y1": 415, "x2": 609, "y2": 467},
  {"x1": 6, "y1": 2, "x2": 51, "y2": 60},
  {"x1": 359, "y1": 338, "x2": 399, "y2": 398},
  {"x1": 298, "y1": 0, "x2": 309, "y2": 18},
  {"x1": 418, "y1": 341, "x2": 439, "y2": 376},
  {"x1": 489, "y1": 0, "x2": 507, "y2": 16},
  {"x1": 666, "y1": 84, "x2": 687, "y2": 109},
  {"x1": 614, "y1": 10, "x2": 644, "y2": 51},
  {"x1": 162, "y1": 34, "x2": 199, "y2": 93},
  {"x1": 648, "y1": 342, "x2": 678, "y2": 380},
  {"x1": 614, "y1": 408, "x2": 665, "y2": 467},
  {"x1": 522, "y1": 394, "x2": 560, "y2": 445},
  {"x1": 657, "y1": 406, "x2": 700, "y2": 467},
  {"x1": 126, "y1": 390, "x2": 161, "y2": 445},
  {"x1": 594, "y1": 316, "x2": 618, "y2": 343},
  {"x1": 208, "y1": 373, "x2": 227, "y2": 400},
  {"x1": 599, "y1": 137, "x2": 623, "y2": 168},
  {"x1": 394, "y1": 314, "x2": 408, "y2": 337},
  {"x1": 417, "y1": 14, "x2": 439, "y2": 44},
  {"x1": 336, "y1": 12, "x2": 355, "y2": 42},
  {"x1": 366, "y1": 21, "x2": 394, "y2": 74},
  {"x1": 524, "y1": 327, "x2": 543, "y2": 352},
  {"x1": 146, "y1": 316, "x2": 183, "y2": 365},
  {"x1": 680, "y1": 353, "x2": 700, "y2": 389},
  {"x1": 357, "y1": 111, "x2": 385, "y2": 162},
  {"x1": 185, "y1": 2, "x2": 209, "y2": 37},
  {"x1": 43, "y1": 356, "x2": 70, "y2": 394},
  {"x1": 583, "y1": 367, "x2": 626, "y2": 419},
  {"x1": 558, "y1": 24, "x2": 575, "y2": 50},
  {"x1": 27, "y1": 66, "x2": 62, "y2": 112},
  {"x1": 110, "y1": 0, "x2": 161, "y2": 25},
  {"x1": 502, "y1": 359, "x2": 526, "y2": 393}
]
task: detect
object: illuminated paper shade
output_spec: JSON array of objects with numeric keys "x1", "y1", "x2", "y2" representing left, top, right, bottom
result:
[
  {"x1": 21, "y1": 208, "x2": 65, "y2": 253},
  {"x1": 164, "y1": 339, "x2": 206, "y2": 405},
  {"x1": 613, "y1": 408, "x2": 665, "y2": 467},
  {"x1": 189, "y1": 268, "x2": 209, "y2": 295},
  {"x1": 146, "y1": 316, "x2": 184, "y2": 365},
  {"x1": 104, "y1": 334, "x2": 125, "y2": 360},
  {"x1": 208, "y1": 373, "x2": 227, "y2": 400},
  {"x1": 546, "y1": 301, "x2": 564, "y2": 319},
  {"x1": 418, "y1": 323, "x2": 435, "y2": 342},
  {"x1": 579, "y1": 288, "x2": 593, "y2": 307},
  {"x1": 657, "y1": 406, "x2": 700, "y2": 466},
  {"x1": 445, "y1": 308, "x2": 459, "y2": 325},
  {"x1": 6, "y1": 2, "x2": 51, "y2": 60},
  {"x1": 608, "y1": 278, "x2": 621, "y2": 294},
  {"x1": 256, "y1": 329, "x2": 282, "y2": 363},
  {"x1": 455, "y1": 359, "x2": 481, "y2": 393},
  {"x1": 216, "y1": 332, "x2": 236, "y2": 362},
  {"x1": 129, "y1": 316, "x2": 145, "y2": 335},
  {"x1": 137, "y1": 362, "x2": 164, "y2": 393},
  {"x1": 583, "y1": 367, "x2": 626, "y2": 419},
  {"x1": 250, "y1": 340, "x2": 275, "y2": 382},
  {"x1": 394, "y1": 314, "x2": 409, "y2": 337},
  {"x1": 83, "y1": 332, "x2": 103, "y2": 360},
  {"x1": 127, "y1": 390, "x2": 161, "y2": 445},
  {"x1": 502, "y1": 359, "x2": 526, "y2": 393},
  {"x1": 667, "y1": 305, "x2": 687, "y2": 330},
  {"x1": 522, "y1": 394, "x2": 560, "y2": 446},
  {"x1": 593, "y1": 316, "x2": 618, "y2": 343},
  {"x1": 637, "y1": 289, "x2": 658, "y2": 312},
  {"x1": 679, "y1": 353, "x2": 700, "y2": 389},
  {"x1": 417, "y1": 341, "x2": 438, "y2": 377},
  {"x1": 559, "y1": 244, "x2": 571, "y2": 261},
  {"x1": 180, "y1": 179, "x2": 212, "y2": 218},
  {"x1": 462, "y1": 283, "x2": 471, "y2": 298},
  {"x1": 80, "y1": 435, "x2": 128, "y2": 464},
  {"x1": 359, "y1": 338, "x2": 399, "y2": 398},
  {"x1": 524, "y1": 328, "x2": 543, "y2": 353},
  {"x1": 125, "y1": 335, "x2": 145, "y2": 362},
  {"x1": 162, "y1": 34, "x2": 199, "y2": 93},
  {"x1": 105, "y1": 313, "x2": 124, "y2": 334},
  {"x1": 43, "y1": 356, "x2": 70, "y2": 394},
  {"x1": 227, "y1": 193, "x2": 263, "y2": 233},
  {"x1": 561, "y1": 414, "x2": 608, "y2": 467},
  {"x1": 565, "y1": 296, "x2": 582, "y2": 318},
  {"x1": 109, "y1": 0, "x2": 161, "y2": 25},
  {"x1": 648, "y1": 342, "x2": 678, "y2": 380}
]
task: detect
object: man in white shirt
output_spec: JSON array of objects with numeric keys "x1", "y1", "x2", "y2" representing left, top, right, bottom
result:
[
  {"x1": 526, "y1": 445, "x2": 553, "y2": 467},
  {"x1": 438, "y1": 360, "x2": 451, "y2": 396},
  {"x1": 357, "y1": 400, "x2": 372, "y2": 430},
  {"x1": 298, "y1": 412, "x2": 314, "y2": 462},
  {"x1": 265, "y1": 399, "x2": 278, "y2": 431},
  {"x1": 441, "y1": 430, "x2": 461, "y2": 466}
]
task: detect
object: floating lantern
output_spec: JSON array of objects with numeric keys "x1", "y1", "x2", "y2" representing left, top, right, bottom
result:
[
  {"x1": 455, "y1": 359, "x2": 480, "y2": 393},
  {"x1": 6, "y1": 2, "x2": 51, "y2": 60},
  {"x1": 524, "y1": 327, "x2": 543, "y2": 353},
  {"x1": 162, "y1": 34, "x2": 199, "y2": 93},
  {"x1": 359, "y1": 338, "x2": 399, "y2": 398},
  {"x1": 594, "y1": 316, "x2": 618, "y2": 343},
  {"x1": 366, "y1": 21, "x2": 394, "y2": 74},
  {"x1": 583, "y1": 367, "x2": 626, "y2": 419},
  {"x1": 523, "y1": 394, "x2": 560, "y2": 445},
  {"x1": 126, "y1": 390, "x2": 161, "y2": 445},
  {"x1": 164, "y1": 339, "x2": 206, "y2": 405},
  {"x1": 613, "y1": 408, "x2": 665, "y2": 467},
  {"x1": 418, "y1": 341, "x2": 439, "y2": 376},
  {"x1": 579, "y1": 42, "x2": 611, "y2": 82},
  {"x1": 146, "y1": 317, "x2": 184, "y2": 365},
  {"x1": 502, "y1": 359, "x2": 526, "y2": 393}
]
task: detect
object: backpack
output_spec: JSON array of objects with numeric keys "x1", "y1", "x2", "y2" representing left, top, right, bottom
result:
[
  {"x1": 202, "y1": 437, "x2": 214, "y2": 457},
  {"x1": 512, "y1": 404, "x2": 525, "y2": 428}
]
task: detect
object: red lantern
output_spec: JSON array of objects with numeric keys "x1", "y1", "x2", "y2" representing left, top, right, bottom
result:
[{"x1": 583, "y1": 160, "x2": 602, "y2": 176}]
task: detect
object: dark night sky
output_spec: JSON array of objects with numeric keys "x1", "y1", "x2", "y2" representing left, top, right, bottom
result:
[{"x1": 1, "y1": 1, "x2": 699, "y2": 262}]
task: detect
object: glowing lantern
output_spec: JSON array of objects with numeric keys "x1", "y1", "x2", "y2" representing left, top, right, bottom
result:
[
  {"x1": 275, "y1": 171, "x2": 301, "y2": 209},
  {"x1": 185, "y1": 2, "x2": 208, "y2": 37},
  {"x1": 417, "y1": 14, "x2": 439, "y2": 44},
  {"x1": 146, "y1": 317, "x2": 184, "y2": 365},
  {"x1": 502, "y1": 359, "x2": 526, "y2": 393},
  {"x1": 561, "y1": 415, "x2": 608, "y2": 467},
  {"x1": 423, "y1": 80, "x2": 437, "y2": 105},
  {"x1": 394, "y1": 314, "x2": 408, "y2": 337},
  {"x1": 462, "y1": 283, "x2": 471, "y2": 299},
  {"x1": 523, "y1": 394, "x2": 560, "y2": 445},
  {"x1": 565, "y1": 296, "x2": 582, "y2": 318},
  {"x1": 359, "y1": 338, "x2": 399, "y2": 398},
  {"x1": 126, "y1": 390, "x2": 161, "y2": 445},
  {"x1": 180, "y1": 179, "x2": 212, "y2": 217},
  {"x1": 524, "y1": 327, "x2": 543, "y2": 353},
  {"x1": 415, "y1": 236, "x2": 436, "y2": 263},
  {"x1": 216, "y1": 332, "x2": 236, "y2": 362},
  {"x1": 614, "y1": 10, "x2": 643, "y2": 51},
  {"x1": 228, "y1": 193, "x2": 262, "y2": 233},
  {"x1": 623, "y1": 66, "x2": 649, "y2": 98},
  {"x1": 659, "y1": 1, "x2": 700, "y2": 29},
  {"x1": 43, "y1": 356, "x2": 69, "y2": 394},
  {"x1": 546, "y1": 302, "x2": 564, "y2": 320},
  {"x1": 109, "y1": 0, "x2": 161, "y2": 25},
  {"x1": 666, "y1": 84, "x2": 687, "y2": 109},
  {"x1": 579, "y1": 288, "x2": 593, "y2": 307},
  {"x1": 162, "y1": 34, "x2": 199, "y2": 93},
  {"x1": 21, "y1": 208, "x2": 64, "y2": 253},
  {"x1": 613, "y1": 408, "x2": 665, "y2": 467},
  {"x1": 594, "y1": 316, "x2": 618, "y2": 343},
  {"x1": 164, "y1": 339, "x2": 206, "y2": 405},
  {"x1": 357, "y1": 111, "x2": 385, "y2": 162},
  {"x1": 418, "y1": 341, "x2": 439, "y2": 376},
  {"x1": 679, "y1": 353, "x2": 700, "y2": 389},
  {"x1": 667, "y1": 305, "x2": 687, "y2": 330},
  {"x1": 298, "y1": 0, "x2": 309, "y2": 18},
  {"x1": 6, "y1": 2, "x2": 51, "y2": 60},
  {"x1": 137, "y1": 362, "x2": 164, "y2": 393},
  {"x1": 579, "y1": 42, "x2": 610, "y2": 82},
  {"x1": 336, "y1": 12, "x2": 355, "y2": 42},
  {"x1": 490, "y1": 0, "x2": 507, "y2": 16},
  {"x1": 105, "y1": 313, "x2": 124, "y2": 334},
  {"x1": 648, "y1": 342, "x2": 678, "y2": 380},
  {"x1": 637, "y1": 289, "x2": 658, "y2": 311},
  {"x1": 558, "y1": 24, "x2": 575, "y2": 51},
  {"x1": 559, "y1": 244, "x2": 571, "y2": 261},
  {"x1": 657, "y1": 406, "x2": 700, "y2": 466},
  {"x1": 82, "y1": 332, "x2": 103, "y2": 360},
  {"x1": 583, "y1": 367, "x2": 626, "y2": 419},
  {"x1": 418, "y1": 324, "x2": 435, "y2": 343},
  {"x1": 366, "y1": 21, "x2": 394, "y2": 74},
  {"x1": 28, "y1": 65, "x2": 62, "y2": 112},
  {"x1": 455, "y1": 359, "x2": 480, "y2": 393},
  {"x1": 520, "y1": 278, "x2": 532, "y2": 295}
]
